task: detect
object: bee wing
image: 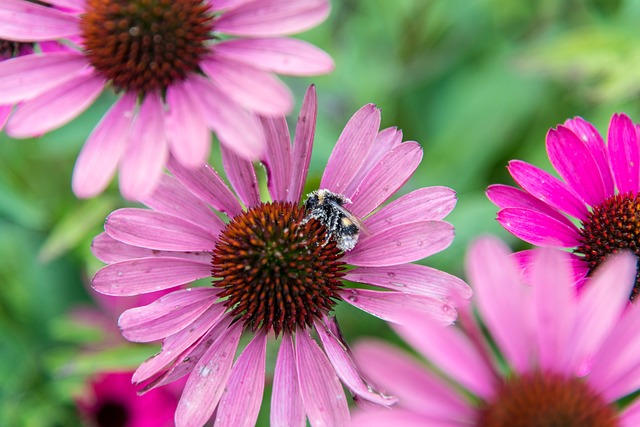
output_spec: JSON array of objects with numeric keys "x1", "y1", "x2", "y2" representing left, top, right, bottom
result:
[{"x1": 328, "y1": 200, "x2": 365, "y2": 232}]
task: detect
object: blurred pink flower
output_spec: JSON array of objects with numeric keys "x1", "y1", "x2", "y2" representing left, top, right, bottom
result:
[
  {"x1": 76, "y1": 371, "x2": 178, "y2": 427},
  {"x1": 0, "y1": 0, "x2": 334, "y2": 200},
  {"x1": 91, "y1": 86, "x2": 470, "y2": 427},
  {"x1": 352, "y1": 237, "x2": 640, "y2": 427},
  {"x1": 487, "y1": 113, "x2": 640, "y2": 299}
]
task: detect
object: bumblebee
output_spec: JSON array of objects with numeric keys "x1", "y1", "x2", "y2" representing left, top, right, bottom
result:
[{"x1": 303, "y1": 189, "x2": 362, "y2": 252}]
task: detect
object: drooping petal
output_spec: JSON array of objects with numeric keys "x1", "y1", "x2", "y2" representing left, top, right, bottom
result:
[
  {"x1": 0, "y1": 0, "x2": 80, "y2": 41},
  {"x1": 214, "y1": 38, "x2": 334, "y2": 75},
  {"x1": 271, "y1": 334, "x2": 305, "y2": 427},
  {"x1": 607, "y1": 113, "x2": 640, "y2": 194},
  {"x1": 288, "y1": 85, "x2": 317, "y2": 203},
  {"x1": 620, "y1": 400, "x2": 640, "y2": 427},
  {"x1": 72, "y1": 92, "x2": 136, "y2": 198},
  {"x1": 261, "y1": 115, "x2": 292, "y2": 202},
  {"x1": 91, "y1": 233, "x2": 211, "y2": 264},
  {"x1": 220, "y1": 140, "x2": 260, "y2": 208},
  {"x1": 215, "y1": 333, "x2": 267, "y2": 427},
  {"x1": 92, "y1": 257, "x2": 213, "y2": 296},
  {"x1": 343, "y1": 221, "x2": 454, "y2": 267},
  {"x1": 496, "y1": 208, "x2": 581, "y2": 247}
]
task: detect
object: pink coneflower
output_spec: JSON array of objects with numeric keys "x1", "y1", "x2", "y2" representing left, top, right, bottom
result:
[
  {"x1": 0, "y1": 0, "x2": 334, "y2": 200},
  {"x1": 76, "y1": 371, "x2": 178, "y2": 427},
  {"x1": 487, "y1": 113, "x2": 640, "y2": 299},
  {"x1": 352, "y1": 237, "x2": 640, "y2": 427},
  {"x1": 91, "y1": 86, "x2": 470, "y2": 427}
]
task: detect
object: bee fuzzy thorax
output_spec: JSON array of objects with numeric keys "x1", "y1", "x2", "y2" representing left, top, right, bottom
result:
[{"x1": 303, "y1": 189, "x2": 362, "y2": 252}]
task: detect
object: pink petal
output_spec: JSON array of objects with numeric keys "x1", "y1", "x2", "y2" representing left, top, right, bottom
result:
[
  {"x1": 92, "y1": 257, "x2": 212, "y2": 296},
  {"x1": 119, "y1": 288, "x2": 218, "y2": 342},
  {"x1": 0, "y1": 104, "x2": 11, "y2": 130},
  {"x1": 512, "y1": 249, "x2": 589, "y2": 286},
  {"x1": 321, "y1": 104, "x2": 381, "y2": 194},
  {"x1": 620, "y1": 400, "x2": 640, "y2": 427},
  {"x1": 353, "y1": 340, "x2": 475, "y2": 421},
  {"x1": 496, "y1": 208, "x2": 581, "y2": 247},
  {"x1": 288, "y1": 85, "x2": 317, "y2": 203},
  {"x1": 261, "y1": 115, "x2": 292, "y2": 202},
  {"x1": 349, "y1": 142, "x2": 422, "y2": 218},
  {"x1": 295, "y1": 329, "x2": 350, "y2": 427},
  {"x1": 215, "y1": 333, "x2": 267, "y2": 427},
  {"x1": 344, "y1": 264, "x2": 471, "y2": 302},
  {"x1": 215, "y1": 0, "x2": 330, "y2": 37},
  {"x1": 351, "y1": 410, "x2": 445, "y2": 427},
  {"x1": 220, "y1": 142, "x2": 260, "y2": 208},
  {"x1": 72, "y1": 92, "x2": 135, "y2": 198},
  {"x1": 140, "y1": 174, "x2": 226, "y2": 234},
  {"x1": 271, "y1": 334, "x2": 305, "y2": 427},
  {"x1": 201, "y1": 57, "x2": 292, "y2": 115},
  {"x1": 105, "y1": 208, "x2": 219, "y2": 252},
  {"x1": 0, "y1": 0, "x2": 80, "y2": 41},
  {"x1": 186, "y1": 75, "x2": 265, "y2": 159},
  {"x1": 0, "y1": 52, "x2": 87, "y2": 103},
  {"x1": 167, "y1": 156, "x2": 243, "y2": 218},
  {"x1": 467, "y1": 236, "x2": 534, "y2": 374},
  {"x1": 546, "y1": 126, "x2": 606, "y2": 206},
  {"x1": 607, "y1": 113, "x2": 640, "y2": 194},
  {"x1": 506, "y1": 160, "x2": 589, "y2": 221},
  {"x1": 175, "y1": 322, "x2": 242, "y2": 427},
  {"x1": 6, "y1": 72, "x2": 104, "y2": 138},
  {"x1": 165, "y1": 81, "x2": 210, "y2": 168},
  {"x1": 46, "y1": 0, "x2": 85, "y2": 12},
  {"x1": 343, "y1": 221, "x2": 454, "y2": 267},
  {"x1": 341, "y1": 289, "x2": 457, "y2": 325},
  {"x1": 214, "y1": 38, "x2": 334, "y2": 75},
  {"x1": 119, "y1": 92, "x2": 168, "y2": 201},
  {"x1": 315, "y1": 318, "x2": 397, "y2": 406},
  {"x1": 564, "y1": 116, "x2": 615, "y2": 198}
]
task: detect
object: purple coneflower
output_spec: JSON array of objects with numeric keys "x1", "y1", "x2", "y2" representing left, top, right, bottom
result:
[
  {"x1": 487, "y1": 113, "x2": 640, "y2": 299},
  {"x1": 91, "y1": 86, "x2": 470, "y2": 427},
  {"x1": 0, "y1": 0, "x2": 334, "y2": 199},
  {"x1": 352, "y1": 236, "x2": 640, "y2": 427}
]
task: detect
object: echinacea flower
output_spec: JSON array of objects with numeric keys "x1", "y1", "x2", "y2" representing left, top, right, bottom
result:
[
  {"x1": 91, "y1": 86, "x2": 471, "y2": 427},
  {"x1": 76, "y1": 371, "x2": 179, "y2": 427},
  {"x1": 0, "y1": 0, "x2": 334, "y2": 200},
  {"x1": 352, "y1": 236, "x2": 640, "y2": 427},
  {"x1": 487, "y1": 113, "x2": 640, "y2": 300}
]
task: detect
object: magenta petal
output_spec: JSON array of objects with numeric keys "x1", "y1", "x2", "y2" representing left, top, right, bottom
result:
[
  {"x1": 91, "y1": 233, "x2": 211, "y2": 264},
  {"x1": 0, "y1": 104, "x2": 10, "y2": 130},
  {"x1": 215, "y1": 333, "x2": 267, "y2": 427},
  {"x1": 343, "y1": 221, "x2": 454, "y2": 267},
  {"x1": 215, "y1": 0, "x2": 330, "y2": 37},
  {"x1": 105, "y1": 208, "x2": 219, "y2": 252},
  {"x1": 363, "y1": 187, "x2": 457, "y2": 235},
  {"x1": 496, "y1": 208, "x2": 581, "y2": 247},
  {"x1": 620, "y1": 401, "x2": 640, "y2": 427},
  {"x1": 175, "y1": 322, "x2": 242, "y2": 427},
  {"x1": 46, "y1": 0, "x2": 85, "y2": 11},
  {"x1": 349, "y1": 141, "x2": 422, "y2": 217},
  {"x1": 72, "y1": 92, "x2": 135, "y2": 198},
  {"x1": 220, "y1": 142, "x2": 261, "y2": 208},
  {"x1": 315, "y1": 318, "x2": 397, "y2": 406},
  {"x1": 0, "y1": 52, "x2": 87, "y2": 104},
  {"x1": 92, "y1": 257, "x2": 212, "y2": 296},
  {"x1": 607, "y1": 113, "x2": 640, "y2": 194},
  {"x1": 119, "y1": 92, "x2": 168, "y2": 201},
  {"x1": 7, "y1": 72, "x2": 104, "y2": 138},
  {"x1": 167, "y1": 156, "x2": 243, "y2": 218},
  {"x1": 341, "y1": 289, "x2": 456, "y2": 325},
  {"x1": 271, "y1": 334, "x2": 305, "y2": 427},
  {"x1": 295, "y1": 329, "x2": 350, "y2": 427},
  {"x1": 507, "y1": 160, "x2": 589, "y2": 221},
  {"x1": 0, "y1": 0, "x2": 80, "y2": 41},
  {"x1": 261, "y1": 115, "x2": 292, "y2": 202},
  {"x1": 119, "y1": 288, "x2": 217, "y2": 342},
  {"x1": 287, "y1": 85, "x2": 316, "y2": 203},
  {"x1": 546, "y1": 126, "x2": 606, "y2": 206},
  {"x1": 344, "y1": 264, "x2": 471, "y2": 302},
  {"x1": 321, "y1": 104, "x2": 381, "y2": 194},
  {"x1": 351, "y1": 409, "x2": 447, "y2": 427}
]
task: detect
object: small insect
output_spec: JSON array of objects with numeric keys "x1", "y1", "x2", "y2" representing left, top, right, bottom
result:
[{"x1": 303, "y1": 189, "x2": 362, "y2": 252}]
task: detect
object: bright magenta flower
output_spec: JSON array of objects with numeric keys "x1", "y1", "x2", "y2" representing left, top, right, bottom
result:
[
  {"x1": 487, "y1": 113, "x2": 640, "y2": 299},
  {"x1": 91, "y1": 86, "x2": 470, "y2": 427},
  {"x1": 0, "y1": 0, "x2": 334, "y2": 199},
  {"x1": 352, "y1": 237, "x2": 640, "y2": 427}
]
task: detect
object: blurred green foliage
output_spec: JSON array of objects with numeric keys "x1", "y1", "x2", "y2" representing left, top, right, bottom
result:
[{"x1": 2, "y1": 0, "x2": 640, "y2": 425}]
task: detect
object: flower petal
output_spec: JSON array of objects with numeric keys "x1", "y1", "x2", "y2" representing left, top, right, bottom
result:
[
  {"x1": 351, "y1": 409, "x2": 449, "y2": 427},
  {"x1": 215, "y1": 333, "x2": 267, "y2": 427},
  {"x1": 496, "y1": 208, "x2": 581, "y2": 247},
  {"x1": 0, "y1": 104, "x2": 10, "y2": 130},
  {"x1": 91, "y1": 233, "x2": 211, "y2": 264},
  {"x1": 92, "y1": 257, "x2": 213, "y2": 296},
  {"x1": 261, "y1": 115, "x2": 292, "y2": 202},
  {"x1": 607, "y1": 113, "x2": 640, "y2": 194},
  {"x1": 105, "y1": 208, "x2": 219, "y2": 252},
  {"x1": 0, "y1": 0, "x2": 80, "y2": 41},
  {"x1": 620, "y1": 400, "x2": 640, "y2": 427},
  {"x1": 220, "y1": 141, "x2": 261, "y2": 208},
  {"x1": 271, "y1": 333, "x2": 305, "y2": 427},
  {"x1": 343, "y1": 221, "x2": 454, "y2": 267},
  {"x1": 288, "y1": 85, "x2": 317, "y2": 203}
]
